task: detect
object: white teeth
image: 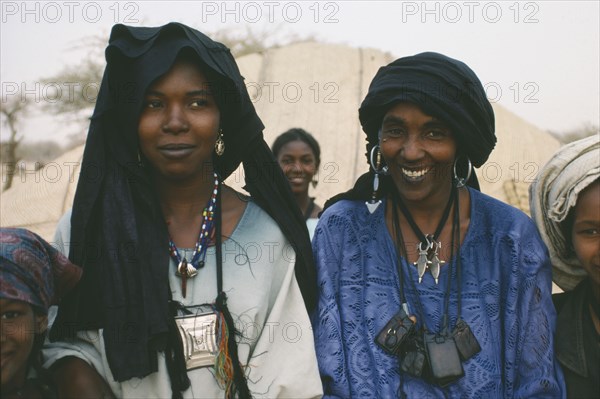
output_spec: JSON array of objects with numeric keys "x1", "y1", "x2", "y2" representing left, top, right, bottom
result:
[{"x1": 402, "y1": 168, "x2": 429, "y2": 177}]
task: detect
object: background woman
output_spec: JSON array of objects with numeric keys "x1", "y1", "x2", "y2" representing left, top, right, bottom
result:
[
  {"x1": 272, "y1": 128, "x2": 322, "y2": 239},
  {"x1": 1, "y1": 228, "x2": 81, "y2": 398},
  {"x1": 312, "y1": 52, "x2": 564, "y2": 397},
  {"x1": 530, "y1": 134, "x2": 599, "y2": 398},
  {"x1": 45, "y1": 23, "x2": 321, "y2": 399}
]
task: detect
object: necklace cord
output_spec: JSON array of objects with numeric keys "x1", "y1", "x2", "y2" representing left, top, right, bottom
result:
[
  {"x1": 391, "y1": 191, "x2": 428, "y2": 331},
  {"x1": 455, "y1": 187, "x2": 463, "y2": 322},
  {"x1": 395, "y1": 185, "x2": 455, "y2": 245},
  {"x1": 441, "y1": 186, "x2": 459, "y2": 332},
  {"x1": 390, "y1": 185, "x2": 459, "y2": 334},
  {"x1": 391, "y1": 198, "x2": 407, "y2": 306},
  {"x1": 216, "y1": 177, "x2": 223, "y2": 294}
]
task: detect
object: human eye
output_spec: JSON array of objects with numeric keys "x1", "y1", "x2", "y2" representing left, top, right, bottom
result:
[
  {"x1": 144, "y1": 99, "x2": 163, "y2": 109},
  {"x1": 382, "y1": 127, "x2": 405, "y2": 138},
  {"x1": 1, "y1": 311, "x2": 22, "y2": 320},
  {"x1": 425, "y1": 129, "x2": 450, "y2": 139},
  {"x1": 302, "y1": 156, "x2": 315, "y2": 165},
  {"x1": 582, "y1": 228, "x2": 599, "y2": 236},
  {"x1": 190, "y1": 99, "x2": 209, "y2": 108}
]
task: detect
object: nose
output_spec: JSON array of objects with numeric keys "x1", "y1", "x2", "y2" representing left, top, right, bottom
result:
[
  {"x1": 400, "y1": 135, "x2": 424, "y2": 162},
  {"x1": 162, "y1": 105, "x2": 189, "y2": 134}
]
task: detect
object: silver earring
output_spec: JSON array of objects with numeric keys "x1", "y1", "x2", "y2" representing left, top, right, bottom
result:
[
  {"x1": 366, "y1": 145, "x2": 387, "y2": 213},
  {"x1": 453, "y1": 156, "x2": 472, "y2": 188},
  {"x1": 215, "y1": 128, "x2": 225, "y2": 156}
]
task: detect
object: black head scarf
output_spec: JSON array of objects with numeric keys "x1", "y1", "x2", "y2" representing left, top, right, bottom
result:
[
  {"x1": 50, "y1": 22, "x2": 316, "y2": 392},
  {"x1": 326, "y1": 52, "x2": 496, "y2": 208}
]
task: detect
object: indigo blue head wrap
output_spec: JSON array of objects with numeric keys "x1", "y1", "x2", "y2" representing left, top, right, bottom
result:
[{"x1": 326, "y1": 52, "x2": 495, "y2": 208}]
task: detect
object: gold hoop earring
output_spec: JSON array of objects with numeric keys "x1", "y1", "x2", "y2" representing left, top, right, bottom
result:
[{"x1": 215, "y1": 128, "x2": 225, "y2": 156}]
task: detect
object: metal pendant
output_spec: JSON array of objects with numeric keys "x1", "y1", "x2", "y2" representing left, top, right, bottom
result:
[
  {"x1": 429, "y1": 241, "x2": 445, "y2": 284},
  {"x1": 176, "y1": 259, "x2": 198, "y2": 278},
  {"x1": 414, "y1": 242, "x2": 431, "y2": 283},
  {"x1": 366, "y1": 199, "x2": 382, "y2": 214}
]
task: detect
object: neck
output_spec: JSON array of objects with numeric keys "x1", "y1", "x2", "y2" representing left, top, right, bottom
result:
[
  {"x1": 295, "y1": 192, "x2": 312, "y2": 214},
  {"x1": 402, "y1": 186, "x2": 454, "y2": 228},
  {"x1": 156, "y1": 173, "x2": 216, "y2": 220}
]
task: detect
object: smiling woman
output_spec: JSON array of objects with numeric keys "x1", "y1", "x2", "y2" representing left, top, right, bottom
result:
[
  {"x1": 272, "y1": 128, "x2": 323, "y2": 239},
  {"x1": 43, "y1": 23, "x2": 321, "y2": 399},
  {"x1": 138, "y1": 56, "x2": 221, "y2": 182},
  {"x1": 311, "y1": 52, "x2": 565, "y2": 398}
]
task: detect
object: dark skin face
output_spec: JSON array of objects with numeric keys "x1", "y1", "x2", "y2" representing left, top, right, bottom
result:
[
  {"x1": 138, "y1": 59, "x2": 221, "y2": 184},
  {"x1": 0, "y1": 299, "x2": 47, "y2": 394},
  {"x1": 380, "y1": 102, "x2": 457, "y2": 208},
  {"x1": 571, "y1": 180, "x2": 600, "y2": 315},
  {"x1": 277, "y1": 140, "x2": 319, "y2": 196},
  {"x1": 276, "y1": 140, "x2": 322, "y2": 218},
  {"x1": 381, "y1": 103, "x2": 470, "y2": 263},
  {"x1": 138, "y1": 59, "x2": 246, "y2": 248}
]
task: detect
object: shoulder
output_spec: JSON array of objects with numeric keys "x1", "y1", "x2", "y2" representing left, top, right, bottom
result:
[
  {"x1": 314, "y1": 199, "x2": 384, "y2": 248},
  {"x1": 319, "y1": 199, "x2": 369, "y2": 225},
  {"x1": 470, "y1": 188, "x2": 540, "y2": 240},
  {"x1": 233, "y1": 197, "x2": 286, "y2": 242},
  {"x1": 53, "y1": 209, "x2": 72, "y2": 256},
  {"x1": 552, "y1": 291, "x2": 572, "y2": 313}
]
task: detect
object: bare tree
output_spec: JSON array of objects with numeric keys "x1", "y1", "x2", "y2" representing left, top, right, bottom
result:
[
  {"x1": 208, "y1": 25, "x2": 316, "y2": 57},
  {"x1": 39, "y1": 35, "x2": 106, "y2": 139},
  {"x1": 1, "y1": 93, "x2": 29, "y2": 191}
]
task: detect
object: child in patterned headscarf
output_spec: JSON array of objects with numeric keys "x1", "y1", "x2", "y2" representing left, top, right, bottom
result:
[{"x1": 0, "y1": 228, "x2": 81, "y2": 398}]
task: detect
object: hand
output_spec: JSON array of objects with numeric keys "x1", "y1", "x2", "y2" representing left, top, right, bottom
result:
[{"x1": 51, "y1": 356, "x2": 115, "y2": 398}]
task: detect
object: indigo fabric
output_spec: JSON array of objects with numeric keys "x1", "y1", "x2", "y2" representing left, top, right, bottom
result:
[
  {"x1": 312, "y1": 188, "x2": 565, "y2": 398},
  {"x1": 358, "y1": 52, "x2": 495, "y2": 168}
]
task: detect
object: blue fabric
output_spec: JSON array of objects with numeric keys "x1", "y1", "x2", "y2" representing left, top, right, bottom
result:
[{"x1": 312, "y1": 188, "x2": 565, "y2": 398}]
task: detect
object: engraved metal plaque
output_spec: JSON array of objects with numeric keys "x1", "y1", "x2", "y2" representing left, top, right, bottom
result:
[{"x1": 175, "y1": 311, "x2": 218, "y2": 370}]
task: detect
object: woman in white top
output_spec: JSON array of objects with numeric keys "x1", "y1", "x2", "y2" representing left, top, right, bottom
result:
[{"x1": 45, "y1": 22, "x2": 321, "y2": 399}]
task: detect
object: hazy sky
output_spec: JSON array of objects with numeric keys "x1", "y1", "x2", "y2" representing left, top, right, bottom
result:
[{"x1": 1, "y1": 0, "x2": 599, "y2": 143}]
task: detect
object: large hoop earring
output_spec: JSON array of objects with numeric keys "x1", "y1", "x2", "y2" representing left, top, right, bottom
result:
[
  {"x1": 453, "y1": 156, "x2": 472, "y2": 188},
  {"x1": 369, "y1": 145, "x2": 388, "y2": 174},
  {"x1": 366, "y1": 145, "x2": 387, "y2": 214},
  {"x1": 215, "y1": 128, "x2": 225, "y2": 156}
]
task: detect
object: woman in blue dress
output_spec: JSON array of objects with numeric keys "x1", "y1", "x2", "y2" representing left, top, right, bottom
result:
[{"x1": 311, "y1": 52, "x2": 565, "y2": 398}]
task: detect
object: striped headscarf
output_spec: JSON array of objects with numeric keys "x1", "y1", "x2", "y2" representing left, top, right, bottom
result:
[{"x1": 529, "y1": 134, "x2": 600, "y2": 291}]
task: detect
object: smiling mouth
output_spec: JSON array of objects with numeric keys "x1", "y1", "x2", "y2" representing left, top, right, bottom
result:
[
  {"x1": 288, "y1": 176, "x2": 306, "y2": 183},
  {"x1": 402, "y1": 167, "x2": 431, "y2": 179}
]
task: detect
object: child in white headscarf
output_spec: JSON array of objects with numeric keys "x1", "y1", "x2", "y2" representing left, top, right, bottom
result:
[{"x1": 529, "y1": 134, "x2": 600, "y2": 398}]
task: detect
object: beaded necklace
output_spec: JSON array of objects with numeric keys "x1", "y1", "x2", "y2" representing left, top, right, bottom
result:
[{"x1": 168, "y1": 172, "x2": 219, "y2": 298}]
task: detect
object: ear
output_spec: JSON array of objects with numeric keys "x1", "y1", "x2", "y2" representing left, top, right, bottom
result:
[{"x1": 35, "y1": 314, "x2": 48, "y2": 334}]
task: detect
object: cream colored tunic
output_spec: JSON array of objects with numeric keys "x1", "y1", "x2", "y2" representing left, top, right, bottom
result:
[{"x1": 45, "y1": 200, "x2": 322, "y2": 398}]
